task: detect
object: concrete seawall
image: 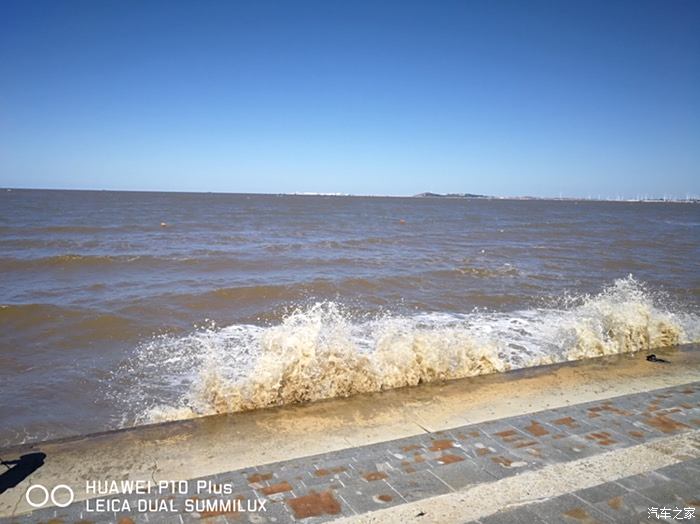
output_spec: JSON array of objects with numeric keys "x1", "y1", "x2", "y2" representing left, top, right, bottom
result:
[{"x1": 1, "y1": 344, "x2": 699, "y2": 522}]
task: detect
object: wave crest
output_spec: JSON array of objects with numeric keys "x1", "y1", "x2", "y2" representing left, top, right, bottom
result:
[
  {"x1": 562, "y1": 278, "x2": 683, "y2": 359},
  {"x1": 113, "y1": 277, "x2": 698, "y2": 424},
  {"x1": 195, "y1": 305, "x2": 507, "y2": 415}
]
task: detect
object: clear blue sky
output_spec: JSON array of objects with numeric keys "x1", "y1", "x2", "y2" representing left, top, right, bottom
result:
[{"x1": 1, "y1": 0, "x2": 699, "y2": 197}]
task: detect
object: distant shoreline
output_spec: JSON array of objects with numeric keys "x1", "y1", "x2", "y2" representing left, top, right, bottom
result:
[
  {"x1": 411, "y1": 191, "x2": 700, "y2": 203},
  {"x1": 2, "y1": 187, "x2": 698, "y2": 203}
]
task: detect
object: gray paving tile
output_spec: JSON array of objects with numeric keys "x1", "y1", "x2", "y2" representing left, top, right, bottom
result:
[
  {"x1": 527, "y1": 493, "x2": 614, "y2": 523},
  {"x1": 541, "y1": 433, "x2": 606, "y2": 461},
  {"x1": 333, "y1": 479, "x2": 404, "y2": 514},
  {"x1": 575, "y1": 481, "x2": 633, "y2": 504},
  {"x1": 429, "y1": 457, "x2": 495, "y2": 490},
  {"x1": 615, "y1": 471, "x2": 671, "y2": 492},
  {"x1": 541, "y1": 411, "x2": 600, "y2": 436},
  {"x1": 458, "y1": 434, "x2": 510, "y2": 461},
  {"x1": 296, "y1": 477, "x2": 337, "y2": 494},
  {"x1": 636, "y1": 411, "x2": 696, "y2": 437},
  {"x1": 579, "y1": 427, "x2": 637, "y2": 451},
  {"x1": 471, "y1": 448, "x2": 541, "y2": 480},
  {"x1": 479, "y1": 421, "x2": 534, "y2": 447},
  {"x1": 637, "y1": 478, "x2": 700, "y2": 508},
  {"x1": 585, "y1": 490, "x2": 659, "y2": 524},
  {"x1": 478, "y1": 506, "x2": 547, "y2": 524},
  {"x1": 385, "y1": 469, "x2": 452, "y2": 502},
  {"x1": 506, "y1": 438, "x2": 571, "y2": 465},
  {"x1": 655, "y1": 460, "x2": 700, "y2": 486},
  {"x1": 506, "y1": 413, "x2": 566, "y2": 441}
]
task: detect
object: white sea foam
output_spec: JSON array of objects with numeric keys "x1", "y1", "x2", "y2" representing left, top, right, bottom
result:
[{"x1": 113, "y1": 276, "x2": 699, "y2": 424}]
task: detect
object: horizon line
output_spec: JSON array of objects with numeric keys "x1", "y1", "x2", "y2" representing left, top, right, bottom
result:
[{"x1": 2, "y1": 186, "x2": 699, "y2": 203}]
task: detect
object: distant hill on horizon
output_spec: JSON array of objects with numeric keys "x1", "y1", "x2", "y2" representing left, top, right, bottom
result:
[{"x1": 413, "y1": 192, "x2": 490, "y2": 199}]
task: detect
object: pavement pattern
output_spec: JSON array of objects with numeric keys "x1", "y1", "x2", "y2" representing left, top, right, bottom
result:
[{"x1": 3, "y1": 382, "x2": 700, "y2": 524}]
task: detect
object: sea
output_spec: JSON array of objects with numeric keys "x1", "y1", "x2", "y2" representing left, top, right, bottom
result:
[{"x1": 1, "y1": 189, "x2": 699, "y2": 447}]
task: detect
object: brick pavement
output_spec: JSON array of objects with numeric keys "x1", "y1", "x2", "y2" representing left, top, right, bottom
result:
[{"x1": 3, "y1": 382, "x2": 700, "y2": 524}]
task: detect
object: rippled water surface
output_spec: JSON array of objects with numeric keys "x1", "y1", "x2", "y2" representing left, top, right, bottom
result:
[{"x1": 1, "y1": 189, "x2": 699, "y2": 446}]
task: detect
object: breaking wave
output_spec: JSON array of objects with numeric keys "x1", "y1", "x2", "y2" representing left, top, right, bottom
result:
[{"x1": 111, "y1": 276, "x2": 700, "y2": 424}]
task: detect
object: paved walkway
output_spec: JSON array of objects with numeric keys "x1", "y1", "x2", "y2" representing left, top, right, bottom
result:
[
  {"x1": 4, "y1": 382, "x2": 699, "y2": 524},
  {"x1": 472, "y1": 459, "x2": 700, "y2": 524}
]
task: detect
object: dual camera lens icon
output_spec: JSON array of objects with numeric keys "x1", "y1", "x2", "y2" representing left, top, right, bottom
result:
[{"x1": 25, "y1": 484, "x2": 75, "y2": 508}]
